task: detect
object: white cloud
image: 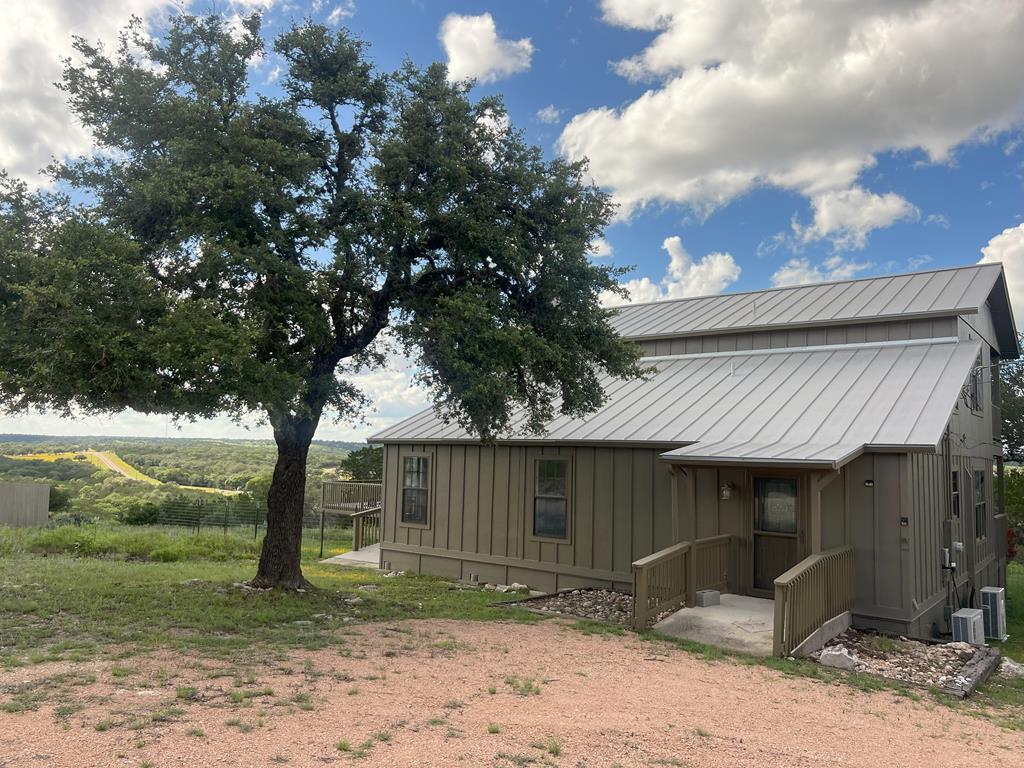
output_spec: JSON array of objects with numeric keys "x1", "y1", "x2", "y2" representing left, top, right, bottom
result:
[
  {"x1": 326, "y1": 1, "x2": 355, "y2": 25},
  {"x1": 536, "y1": 104, "x2": 563, "y2": 124},
  {"x1": 907, "y1": 255, "x2": 933, "y2": 270},
  {"x1": 0, "y1": 0, "x2": 181, "y2": 186},
  {"x1": 793, "y1": 187, "x2": 919, "y2": 250},
  {"x1": 771, "y1": 255, "x2": 872, "y2": 287},
  {"x1": 560, "y1": 1, "x2": 1024, "y2": 224},
  {"x1": 924, "y1": 213, "x2": 951, "y2": 229},
  {"x1": 588, "y1": 237, "x2": 613, "y2": 258},
  {"x1": 979, "y1": 223, "x2": 1024, "y2": 318},
  {"x1": 601, "y1": 236, "x2": 740, "y2": 306},
  {"x1": 0, "y1": 346, "x2": 427, "y2": 442},
  {"x1": 439, "y1": 13, "x2": 533, "y2": 84}
]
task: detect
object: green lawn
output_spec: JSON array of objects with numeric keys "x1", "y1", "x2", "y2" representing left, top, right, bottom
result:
[
  {"x1": 1, "y1": 525, "x2": 1022, "y2": 723},
  {"x1": 998, "y1": 561, "x2": 1024, "y2": 662},
  {"x1": 0, "y1": 524, "x2": 537, "y2": 667}
]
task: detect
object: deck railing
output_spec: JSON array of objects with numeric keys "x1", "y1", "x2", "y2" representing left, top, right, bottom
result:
[
  {"x1": 693, "y1": 534, "x2": 733, "y2": 594},
  {"x1": 351, "y1": 506, "x2": 382, "y2": 551},
  {"x1": 631, "y1": 534, "x2": 736, "y2": 630},
  {"x1": 772, "y1": 545, "x2": 855, "y2": 657},
  {"x1": 632, "y1": 542, "x2": 692, "y2": 630},
  {"x1": 322, "y1": 481, "x2": 382, "y2": 513}
]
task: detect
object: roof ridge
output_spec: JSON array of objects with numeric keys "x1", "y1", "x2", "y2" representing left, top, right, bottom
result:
[{"x1": 608, "y1": 262, "x2": 1002, "y2": 311}]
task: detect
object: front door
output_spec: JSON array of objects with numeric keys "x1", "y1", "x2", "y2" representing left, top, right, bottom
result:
[{"x1": 752, "y1": 477, "x2": 800, "y2": 593}]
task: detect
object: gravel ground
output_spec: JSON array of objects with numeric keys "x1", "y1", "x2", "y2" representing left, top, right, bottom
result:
[
  {"x1": 522, "y1": 588, "x2": 634, "y2": 624},
  {"x1": 814, "y1": 630, "x2": 981, "y2": 689},
  {"x1": 2, "y1": 619, "x2": 1022, "y2": 768}
]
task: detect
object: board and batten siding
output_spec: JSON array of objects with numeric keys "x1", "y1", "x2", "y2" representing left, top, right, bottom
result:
[
  {"x1": 0, "y1": 482, "x2": 50, "y2": 527},
  {"x1": 635, "y1": 317, "x2": 958, "y2": 357},
  {"x1": 380, "y1": 443, "x2": 679, "y2": 592}
]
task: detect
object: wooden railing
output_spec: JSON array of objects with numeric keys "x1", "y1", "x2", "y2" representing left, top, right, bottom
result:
[
  {"x1": 772, "y1": 545, "x2": 855, "y2": 657},
  {"x1": 322, "y1": 481, "x2": 382, "y2": 513},
  {"x1": 632, "y1": 542, "x2": 692, "y2": 630},
  {"x1": 693, "y1": 534, "x2": 733, "y2": 593},
  {"x1": 631, "y1": 535, "x2": 736, "y2": 630},
  {"x1": 351, "y1": 506, "x2": 382, "y2": 551}
]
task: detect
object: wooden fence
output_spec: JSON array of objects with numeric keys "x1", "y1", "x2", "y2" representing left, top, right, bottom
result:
[
  {"x1": 772, "y1": 545, "x2": 855, "y2": 657},
  {"x1": 631, "y1": 535, "x2": 736, "y2": 630},
  {"x1": 0, "y1": 482, "x2": 49, "y2": 527}
]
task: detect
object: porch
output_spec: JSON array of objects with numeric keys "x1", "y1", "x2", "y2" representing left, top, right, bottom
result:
[
  {"x1": 654, "y1": 593, "x2": 775, "y2": 655},
  {"x1": 631, "y1": 533, "x2": 854, "y2": 657}
]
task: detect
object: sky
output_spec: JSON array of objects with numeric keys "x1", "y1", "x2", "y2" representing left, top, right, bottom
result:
[{"x1": 1, "y1": 0, "x2": 1023, "y2": 442}]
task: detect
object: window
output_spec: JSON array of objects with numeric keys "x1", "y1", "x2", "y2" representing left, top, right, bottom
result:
[
  {"x1": 401, "y1": 456, "x2": 429, "y2": 525},
  {"x1": 973, "y1": 469, "x2": 987, "y2": 540},
  {"x1": 754, "y1": 478, "x2": 798, "y2": 534},
  {"x1": 533, "y1": 459, "x2": 568, "y2": 540},
  {"x1": 969, "y1": 363, "x2": 984, "y2": 410},
  {"x1": 950, "y1": 470, "x2": 960, "y2": 518}
]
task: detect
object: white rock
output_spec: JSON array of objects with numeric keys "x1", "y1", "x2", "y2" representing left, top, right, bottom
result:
[
  {"x1": 999, "y1": 657, "x2": 1024, "y2": 679},
  {"x1": 820, "y1": 645, "x2": 859, "y2": 671},
  {"x1": 510, "y1": 582, "x2": 529, "y2": 591}
]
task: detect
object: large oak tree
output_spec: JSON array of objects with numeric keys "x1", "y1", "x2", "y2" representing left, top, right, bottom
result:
[{"x1": 0, "y1": 14, "x2": 642, "y2": 587}]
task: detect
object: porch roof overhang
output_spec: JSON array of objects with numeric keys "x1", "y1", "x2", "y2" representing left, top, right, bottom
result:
[{"x1": 371, "y1": 338, "x2": 981, "y2": 468}]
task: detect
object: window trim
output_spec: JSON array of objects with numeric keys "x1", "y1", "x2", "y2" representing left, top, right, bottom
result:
[
  {"x1": 950, "y1": 469, "x2": 960, "y2": 519},
  {"x1": 528, "y1": 456, "x2": 572, "y2": 544},
  {"x1": 398, "y1": 452, "x2": 432, "y2": 530},
  {"x1": 969, "y1": 360, "x2": 984, "y2": 413},
  {"x1": 973, "y1": 467, "x2": 987, "y2": 541}
]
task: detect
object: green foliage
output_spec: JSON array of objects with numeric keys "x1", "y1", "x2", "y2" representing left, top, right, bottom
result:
[
  {"x1": 0, "y1": 524, "x2": 261, "y2": 562},
  {"x1": 0, "y1": 13, "x2": 642, "y2": 584},
  {"x1": 1001, "y1": 334, "x2": 1024, "y2": 463},
  {"x1": 338, "y1": 445, "x2": 382, "y2": 481},
  {"x1": 0, "y1": 435, "x2": 354, "y2": 520},
  {"x1": 1006, "y1": 468, "x2": 1024, "y2": 531}
]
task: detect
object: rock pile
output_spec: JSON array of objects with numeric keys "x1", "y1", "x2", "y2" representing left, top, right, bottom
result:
[
  {"x1": 523, "y1": 589, "x2": 634, "y2": 624},
  {"x1": 813, "y1": 630, "x2": 979, "y2": 689}
]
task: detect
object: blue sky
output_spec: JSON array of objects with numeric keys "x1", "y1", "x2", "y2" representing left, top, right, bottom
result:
[{"x1": 1, "y1": 0, "x2": 1023, "y2": 440}]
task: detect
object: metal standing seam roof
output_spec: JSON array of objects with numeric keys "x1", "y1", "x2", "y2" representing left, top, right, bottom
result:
[
  {"x1": 608, "y1": 263, "x2": 1004, "y2": 340},
  {"x1": 369, "y1": 338, "x2": 982, "y2": 469}
]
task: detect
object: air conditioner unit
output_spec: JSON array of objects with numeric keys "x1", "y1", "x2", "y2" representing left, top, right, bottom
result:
[
  {"x1": 980, "y1": 586, "x2": 1008, "y2": 641},
  {"x1": 952, "y1": 608, "x2": 985, "y2": 645}
]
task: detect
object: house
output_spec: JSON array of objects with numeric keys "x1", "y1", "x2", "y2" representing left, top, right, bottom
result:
[{"x1": 368, "y1": 263, "x2": 1017, "y2": 651}]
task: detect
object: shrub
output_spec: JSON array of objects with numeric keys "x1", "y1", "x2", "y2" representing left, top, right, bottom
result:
[{"x1": 119, "y1": 502, "x2": 161, "y2": 526}]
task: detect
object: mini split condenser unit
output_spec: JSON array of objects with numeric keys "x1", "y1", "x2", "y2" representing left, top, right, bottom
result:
[
  {"x1": 952, "y1": 608, "x2": 985, "y2": 645},
  {"x1": 981, "y1": 586, "x2": 1008, "y2": 641}
]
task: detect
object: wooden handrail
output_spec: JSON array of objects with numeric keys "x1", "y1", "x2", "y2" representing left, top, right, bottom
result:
[
  {"x1": 351, "y1": 505, "x2": 382, "y2": 551},
  {"x1": 631, "y1": 535, "x2": 736, "y2": 631},
  {"x1": 773, "y1": 545, "x2": 855, "y2": 657},
  {"x1": 322, "y1": 481, "x2": 383, "y2": 512}
]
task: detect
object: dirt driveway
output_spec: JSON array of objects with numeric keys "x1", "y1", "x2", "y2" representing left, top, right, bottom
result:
[{"x1": 1, "y1": 619, "x2": 1020, "y2": 767}]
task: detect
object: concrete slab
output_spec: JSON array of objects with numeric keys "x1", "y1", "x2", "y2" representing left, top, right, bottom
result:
[
  {"x1": 653, "y1": 594, "x2": 775, "y2": 656},
  {"x1": 320, "y1": 543, "x2": 381, "y2": 569}
]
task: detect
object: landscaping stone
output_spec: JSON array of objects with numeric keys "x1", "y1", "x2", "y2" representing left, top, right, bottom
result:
[
  {"x1": 813, "y1": 629, "x2": 984, "y2": 691},
  {"x1": 819, "y1": 645, "x2": 858, "y2": 671},
  {"x1": 520, "y1": 588, "x2": 633, "y2": 625},
  {"x1": 998, "y1": 657, "x2": 1024, "y2": 678}
]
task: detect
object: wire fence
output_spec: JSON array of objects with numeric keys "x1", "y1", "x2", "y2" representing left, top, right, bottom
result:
[{"x1": 122, "y1": 496, "x2": 326, "y2": 538}]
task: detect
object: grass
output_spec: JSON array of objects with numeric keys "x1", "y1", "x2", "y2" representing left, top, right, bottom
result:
[
  {"x1": 0, "y1": 524, "x2": 262, "y2": 563},
  {"x1": 0, "y1": 527, "x2": 538, "y2": 665},
  {"x1": 995, "y1": 561, "x2": 1024, "y2": 663}
]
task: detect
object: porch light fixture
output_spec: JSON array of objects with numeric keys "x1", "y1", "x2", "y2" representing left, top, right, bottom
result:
[{"x1": 719, "y1": 481, "x2": 737, "y2": 500}]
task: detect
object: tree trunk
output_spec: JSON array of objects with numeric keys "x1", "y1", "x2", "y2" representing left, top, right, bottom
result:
[{"x1": 251, "y1": 415, "x2": 319, "y2": 589}]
